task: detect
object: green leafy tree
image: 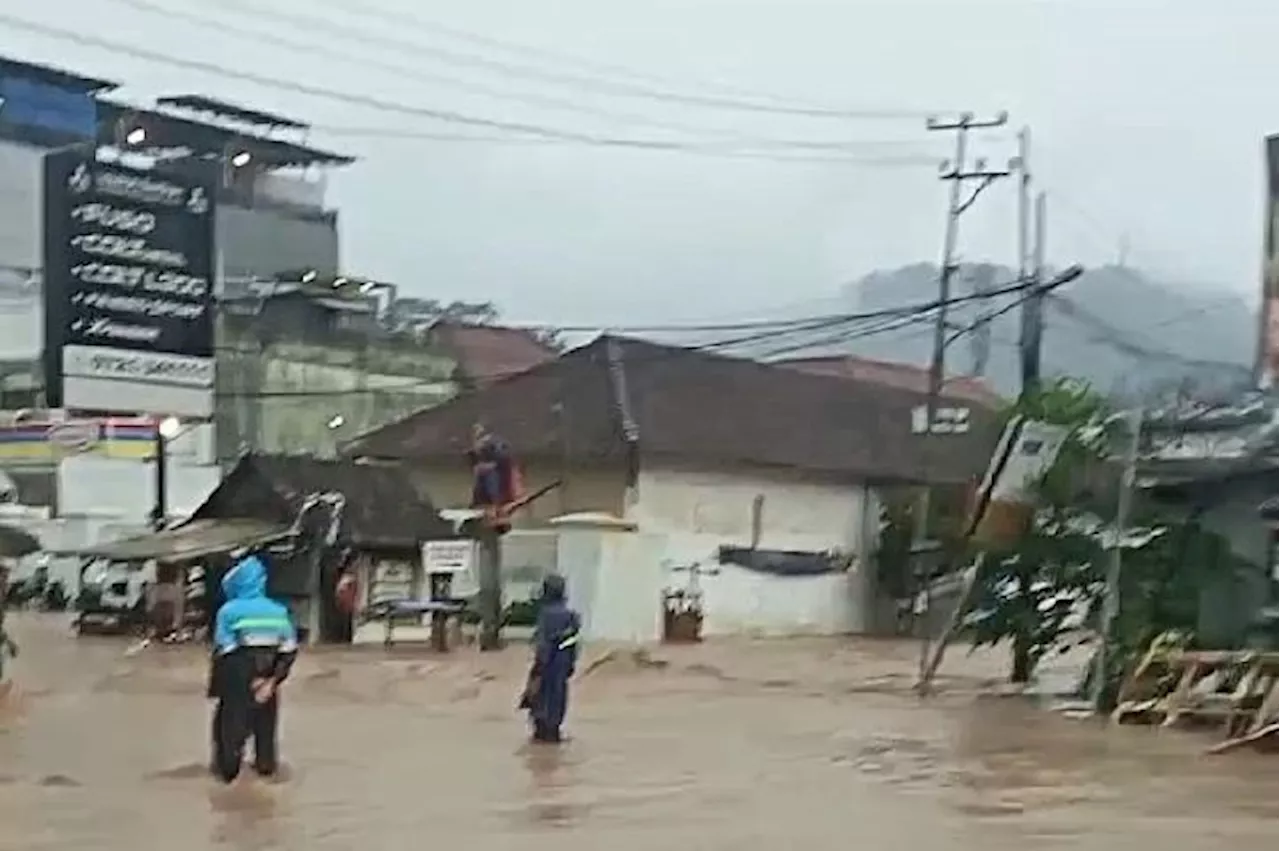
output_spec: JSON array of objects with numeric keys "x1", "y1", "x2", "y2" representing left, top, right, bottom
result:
[
  {"x1": 964, "y1": 379, "x2": 1152, "y2": 683},
  {"x1": 963, "y1": 377, "x2": 1216, "y2": 695}
]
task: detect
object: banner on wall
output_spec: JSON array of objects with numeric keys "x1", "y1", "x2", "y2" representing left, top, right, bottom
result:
[{"x1": 0, "y1": 416, "x2": 157, "y2": 466}]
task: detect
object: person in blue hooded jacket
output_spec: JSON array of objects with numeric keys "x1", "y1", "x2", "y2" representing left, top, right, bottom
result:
[
  {"x1": 207, "y1": 551, "x2": 298, "y2": 783},
  {"x1": 518, "y1": 574, "x2": 580, "y2": 743}
]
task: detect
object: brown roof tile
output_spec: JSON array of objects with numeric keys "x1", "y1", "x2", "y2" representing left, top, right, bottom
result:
[
  {"x1": 778, "y1": 355, "x2": 1005, "y2": 408},
  {"x1": 344, "y1": 337, "x2": 999, "y2": 485},
  {"x1": 432, "y1": 322, "x2": 557, "y2": 387}
]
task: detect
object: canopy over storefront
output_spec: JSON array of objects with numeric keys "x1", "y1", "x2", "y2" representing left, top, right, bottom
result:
[{"x1": 70, "y1": 518, "x2": 288, "y2": 563}]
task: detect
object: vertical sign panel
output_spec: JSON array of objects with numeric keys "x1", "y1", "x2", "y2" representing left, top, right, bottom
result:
[{"x1": 43, "y1": 151, "x2": 216, "y2": 416}]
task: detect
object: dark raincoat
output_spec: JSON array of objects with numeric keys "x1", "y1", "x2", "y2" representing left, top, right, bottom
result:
[{"x1": 519, "y1": 575, "x2": 580, "y2": 743}]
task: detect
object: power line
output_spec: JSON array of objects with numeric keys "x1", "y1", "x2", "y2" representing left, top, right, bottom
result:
[
  {"x1": 110, "y1": 0, "x2": 934, "y2": 154},
  {"x1": 757, "y1": 311, "x2": 939, "y2": 360},
  {"x1": 1, "y1": 261, "x2": 1041, "y2": 333},
  {"x1": 1047, "y1": 294, "x2": 1250, "y2": 373},
  {"x1": 213, "y1": 278, "x2": 1047, "y2": 399},
  {"x1": 0, "y1": 13, "x2": 941, "y2": 162},
  {"x1": 203, "y1": 284, "x2": 1043, "y2": 401},
  {"x1": 199, "y1": 0, "x2": 938, "y2": 121},
  {"x1": 303, "y1": 0, "x2": 877, "y2": 113}
]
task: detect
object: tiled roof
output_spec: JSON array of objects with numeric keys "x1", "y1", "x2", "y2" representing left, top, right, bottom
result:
[
  {"x1": 344, "y1": 336, "x2": 999, "y2": 485},
  {"x1": 777, "y1": 355, "x2": 1005, "y2": 408},
  {"x1": 432, "y1": 322, "x2": 558, "y2": 387}
]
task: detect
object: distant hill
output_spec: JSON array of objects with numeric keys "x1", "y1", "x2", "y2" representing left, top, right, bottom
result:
[{"x1": 707, "y1": 264, "x2": 1257, "y2": 403}]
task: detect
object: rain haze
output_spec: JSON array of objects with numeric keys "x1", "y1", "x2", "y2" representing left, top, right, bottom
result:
[
  {"x1": 3, "y1": 0, "x2": 1276, "y2": 326},
  {"x1": 2, "y1": 5, "x2": 1280, "y2": 847}
]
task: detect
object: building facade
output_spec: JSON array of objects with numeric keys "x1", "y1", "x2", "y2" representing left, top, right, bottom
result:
[
  {"x1": 346, "y1": 336, "x2": 998, "y2": 637},
  {"x1": 0, "y1": 58, "x2": 352, "y2": 420},
  {"x1": 216, "y1": 287, "x2": 457, "y2": 463},
  {"x1": 0, "y1": 56, "x2": 358, "y2": 508}
]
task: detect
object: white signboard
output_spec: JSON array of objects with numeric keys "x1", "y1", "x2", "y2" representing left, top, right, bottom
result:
[
  {"x1": 370, "y1": 560, "x2": 414, "y2": 604},
  {"x1": 911, "y1": 404, "x2": 972, "y2": 435},
  {"x1": 421, "y1": 539, "x2": 475, "y2": 575},
  {"x1": 988, "y1": 419, "x2": 1070, "y2": 506}
]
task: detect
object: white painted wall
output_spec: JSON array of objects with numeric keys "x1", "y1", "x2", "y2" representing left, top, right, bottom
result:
[
  {"x1": 0, "y1": 141, "x2": 44, "y2": 362},
  {"x1": 630, "y1": 467, "x2": 870, "y2": 558},
  {"x1": 627, "y1": 466, "x2": 880, "y2": 637},
  {"x1": 57, "y1": 452, "x2": 221, "y2": 527},
  {"x1": 552, "y1": 522, "x2": 666, "y2": 643}
]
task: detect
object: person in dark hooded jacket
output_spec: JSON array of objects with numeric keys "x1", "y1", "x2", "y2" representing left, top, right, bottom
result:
[
  {"x1": 207, "y1": 552, "x2": 298, "y2": 783},
  {"x1": 519, "y1": 574, "x2": 580, "y2": 743}
]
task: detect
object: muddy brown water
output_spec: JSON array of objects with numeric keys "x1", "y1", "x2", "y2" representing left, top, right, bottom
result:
[{"x1": 0, "y1": 613, "x2": 1275, "y2": 850}]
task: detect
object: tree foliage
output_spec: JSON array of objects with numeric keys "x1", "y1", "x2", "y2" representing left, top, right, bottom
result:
[{"x1": 961, "y1": 378, "x2": 1202, "y2": 691}]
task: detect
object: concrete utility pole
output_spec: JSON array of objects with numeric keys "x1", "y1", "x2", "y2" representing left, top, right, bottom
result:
[
  {"x1": 911, "y1": 112, "x2": 1009, "y2": 661},
  {"x1": 923, "y1": 111, "x2": 1011, "y2": 424},
  {"x1": 1015, "y1": 127, "x2": 1032, "y2": 310},
  {"x1": 1019, "y1": 190, "x2": 1049, "y2": 397},
  {"x1": 1092, "y1": 407, "x2": 1143, "y2": 712}
]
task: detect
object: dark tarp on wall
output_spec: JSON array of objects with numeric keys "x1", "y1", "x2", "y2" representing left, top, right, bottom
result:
[{"x1": 717, "y1": 546, "x2": 845, "y2": 577}]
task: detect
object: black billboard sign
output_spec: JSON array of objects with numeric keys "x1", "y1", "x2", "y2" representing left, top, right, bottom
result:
[{"x1": 42, "y1": 151, "x2": 216, "y2": 414}]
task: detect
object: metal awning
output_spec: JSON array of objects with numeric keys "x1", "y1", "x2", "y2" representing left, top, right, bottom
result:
[{"x1": 68, "y1": 518, "x2": 289, "y2": 563}]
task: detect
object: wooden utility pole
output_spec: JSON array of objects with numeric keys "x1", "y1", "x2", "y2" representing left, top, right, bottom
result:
[
  {"x1": 472, "y1": 479, "x2": 564, "y2": 652},
  {"x1": 475, "y1": 527, "x2": 503, "y2": 651},
  {"x1": 912, "y1": 111, "x2": 1009, "y2": 667}
]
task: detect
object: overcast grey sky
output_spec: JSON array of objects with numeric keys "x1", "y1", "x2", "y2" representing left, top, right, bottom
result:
[{"x1": 7, "y1": 0, "x2": 1278, "y2": 325}]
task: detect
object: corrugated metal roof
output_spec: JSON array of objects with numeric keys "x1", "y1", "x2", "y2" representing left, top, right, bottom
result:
[{"x1": 70, "y1": 518, "x2": 287, "y2": 562}]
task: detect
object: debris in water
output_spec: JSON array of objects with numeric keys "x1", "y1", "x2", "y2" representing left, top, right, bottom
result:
[
  {"x1": 630, "y1": 648, "x2": 669, "y2": 669},
  {"x1": 38, "y1": 774, "x2": 81, "y2": 787},
  {"x1": 145, "y1": 762, "x2": 210, "y2": 781}
]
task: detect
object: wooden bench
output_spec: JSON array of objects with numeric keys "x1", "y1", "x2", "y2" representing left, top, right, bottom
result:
[{"x1": 362, "y1": 598, "x2": 470, "y2": 650}]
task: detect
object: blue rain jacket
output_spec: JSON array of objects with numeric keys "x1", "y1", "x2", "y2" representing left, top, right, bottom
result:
[
  {"x1": 214, "y1": 555, "x2": 297, "y2": 655},
  {"x1": 208, "y1": 555, "x2": 297, "y2": 698}
]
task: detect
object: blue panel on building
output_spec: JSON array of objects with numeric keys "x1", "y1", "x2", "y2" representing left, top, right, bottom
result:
[{"x1": 0, "y1": 75, "x2": 98, "y2": 138}]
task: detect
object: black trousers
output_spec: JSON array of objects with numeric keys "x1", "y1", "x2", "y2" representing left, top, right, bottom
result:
[{"x1": 211, "y1": 692, "x2": 280, "y2": 783}]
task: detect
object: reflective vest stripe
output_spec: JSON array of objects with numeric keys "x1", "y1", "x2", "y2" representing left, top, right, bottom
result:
[{"x1": 232, "y1": 616, "x2": 290, "y2": 631}]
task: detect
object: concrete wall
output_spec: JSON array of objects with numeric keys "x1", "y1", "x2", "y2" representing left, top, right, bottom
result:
[
  {"x1": 555, "y1": 524, "x2": 666, "y2": 643},
  {"x1": 216, "y1": 203, "x2": 339, "y2": 283},
  {"x1": 0, "y1": 142, "x2": 45, "y2": 385},
  {"x1": 215, "y1": 337, "x2": 455, "y2": 463},
  {"x1": 400, "y1": 460, "x2": 883, "y2": 638},
  {"x1": 0, "y1": 141, "x2": 42, "y2": 291},
  {"x1": 629, "y1": 465, "x2": 879, "y2": 636},
  {"x1": 631, "y1": 466, "x2": 872, "y2": 558}
]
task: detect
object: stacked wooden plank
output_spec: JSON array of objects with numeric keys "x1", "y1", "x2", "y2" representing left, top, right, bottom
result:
[{"x1": 1113, "y1": 646, "x2": 1278, "y2": 753}]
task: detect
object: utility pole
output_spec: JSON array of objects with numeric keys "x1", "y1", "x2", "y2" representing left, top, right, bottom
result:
[
  {"x1": 1007, "y1": 179, "x2": 1050, "y2": 683},
  {"x1": 1093, "y1": 407, "x2": 1143, "y2": 712},
  {"x1": 924, "y1": 111, "x2": 1011, "y2": 422},
  {"x1": 911, "y1": 111, "x2": 1009, "y2": 661},
  {"x1": 1015, "y1": 127, "x2": 1032, "y2": 314},
  {"x1": 1019, "y1": 191, "x2": 1049, "y2": 398}
]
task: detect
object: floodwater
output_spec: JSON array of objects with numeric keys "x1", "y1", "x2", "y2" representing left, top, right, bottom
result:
[{"x1": 0, "y1": 613, "x2": 1274, "y2": 851}]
